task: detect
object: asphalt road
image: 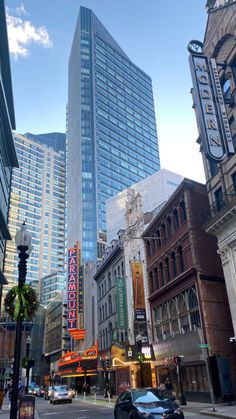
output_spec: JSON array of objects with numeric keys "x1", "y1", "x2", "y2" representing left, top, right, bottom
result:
[{"x1": 35, "y1": 398, "x2": 217, "y2": 419}]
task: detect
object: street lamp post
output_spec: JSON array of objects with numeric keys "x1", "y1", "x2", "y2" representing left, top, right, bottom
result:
[
  {"x1": 10, "y1": 223, "x2": 32, "y2": 419},
  {"x1": 25, "y1": 336, "x2": 31, "y2": 394}
]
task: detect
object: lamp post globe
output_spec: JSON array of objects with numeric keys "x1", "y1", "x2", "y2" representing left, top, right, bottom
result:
[{"x1": 10, "y1": 223, "x2": 32, "y2": 419}]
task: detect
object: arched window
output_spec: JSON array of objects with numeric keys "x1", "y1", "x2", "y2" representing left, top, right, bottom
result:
[
  {"x1": 105, "y1": 303, "x2": 107, "y2": 319},
  {"x1": 169, "y1": 300, "x2": 179, "y2": 335},
  {"x1": 171, "y1": 252, "x2": 177, "y2": 278},
  {"x1": 165, "y1": 257, "x2": 171, "y2": 282},
  {"x1": 154, "y1": 307, "x2": 162, "y2": 340},
  {"x1": 156, "y1": 229, "x2": 161, "y2": 247},
  {"x1": 102, "y1": 305, "x2": 104, "y2": 320},
  {"x1": 173, "y1": 208, "x2": 180, "y2": 229},
  {"x1": 154, "y1": 266, "x2": 158, "y2": 290},
  {"x1": 161, "y1": 304, "x2": 170, "y2": 338},
  {"x1": 99, "y1": 286, "x2": 101, "y2": 299},
  {"x1": 188, "y1": 288, "x2": 201, "y2": 329},
  {"x1": 99, "y1": 307, "x2": 102, "y2": 322},
  {"x1": 102, "y1": 284, "x2": 104, "y2": 296},
  {"x1": 108, "y1": 272, "x2": 111, "y2": 289},
  {"x1": 149, "y1": 271, "x2": 154, "y2": 293},
  {"x1": 114, "y1": 269, "x2": 117, "y2": 279},
  {"x1": 160, "y1": 262, "x2": 164, "y2": 286},
  {"x1": 161, "y1": 223, "x2": 166, "y2": 242},
  {"x1": 189, "y1": 288, "x2": 198, "y2": 309},
  {"x1": 180, "y1": 200, "x2": 187, "y2": 223},
  {"x1": 104, "y1": 279, "x2": 107, "y2": 294},
  {"x1": 146, "y1": 240, "x2": 151, "y2": 257},
  {"x1": 166, "y1": 216, "x2": 172, "y2": 237},
  {"x1": 118, "y1": 265, "x2": 121, "y2": 277},
  {"x1": 178, "y1": 246, "x2": 185, "y2": 272},
  {"x1": 109, "y1": 295, "x2": 112, "y2": 314},
  {"x1": 178, "y1": 294, "x2": 189, "y2": 333}
]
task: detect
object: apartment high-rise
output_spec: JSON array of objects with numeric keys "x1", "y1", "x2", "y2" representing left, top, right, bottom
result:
[
  {"x1": 4, "y1": 133, "x2": 66, "y2": 292},
  {"x1": 67, "y1": 6, "x2": 160, "y2": 262},
  {"x1": 0, "y1": 0, "x2": 18, "y2": 299}
]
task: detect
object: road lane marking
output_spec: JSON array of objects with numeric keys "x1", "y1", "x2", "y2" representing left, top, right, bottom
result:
[{"x1": 42, "y1": 410, "x2": 89, "y2": 416}]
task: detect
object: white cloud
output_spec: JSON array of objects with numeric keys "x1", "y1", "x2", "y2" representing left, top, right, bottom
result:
[{"x1": 6, "y1": 5, "x2": 52, "y2": 59}]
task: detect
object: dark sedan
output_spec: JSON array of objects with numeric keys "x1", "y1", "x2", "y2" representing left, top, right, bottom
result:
[{"x1": 114, "y1": 388, "x2": 184, "y2": 419}]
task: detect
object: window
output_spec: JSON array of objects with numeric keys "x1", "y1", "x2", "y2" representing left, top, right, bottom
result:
[
  {"x1": 171, "y1": 252, "x2": 177, "y2": 278},
  {"x1": 165, "y1": 257, "x2": 171, "y2": 282},
  {"x1": 149, "y1": 271, "x2": 154, "y2": 293},
  {"x1": 166, "y1": 216, "x2": 172, "y2": 237},
  {"x1": 222, "y1": 78, "x2": 231, "y2": 102},
  {"x1": 173, "y1": 208, "x2": 179, "y2": 229},
  {"x1": 109, "y1": 295, "x2": 112, "y2": 314},
  {"x1": 231, "y1": 171, "x2": 236, "y2": 195},
  {"x1": 214, "y1": 187, "x2": 224, "y2": 210},
  {"x1": 154, "y1": 267, "x2": 158, "y2": 290},
  {"x1": 178, "y1": 246, "x2": 185, "y2": 273},
  {"x1": 108, "y1": 272, "x2": 111, "y2": 289},
  {"x1": 180, "y1": 201, "x2": 187, "y2": 223},
  {"x1": 159, "y1": 262, "x2": 164, "y2": 286}
]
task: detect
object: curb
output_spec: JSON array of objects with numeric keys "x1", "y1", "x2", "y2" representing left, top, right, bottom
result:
[{"x1": 200, "y1": 409, "x2": 236, "y2": 419}]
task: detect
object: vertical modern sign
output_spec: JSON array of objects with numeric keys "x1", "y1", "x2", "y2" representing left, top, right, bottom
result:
[
  {"x1": 131, "y1": 261, "x2": 146, "y2": 321},
  {"x1": 67, "y1": 243, "x2": 79, "y2": 331},
  {"x1": 189, "y1": 54, "x2": 225, "y2": 162},
  {"x1": 210, "y1": 58, "x2": 234, "y2": 154},
  {"x1": 116, "y1": 277, "x2": 128, "y2": 329}
]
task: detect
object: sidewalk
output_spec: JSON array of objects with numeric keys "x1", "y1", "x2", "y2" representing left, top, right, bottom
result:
[
  {"x1": 0, "y1": 401, "x2": 40, "y2": 418},
  {"x1": 200, "y1": 403, "x2": 236, "y2": 419}
]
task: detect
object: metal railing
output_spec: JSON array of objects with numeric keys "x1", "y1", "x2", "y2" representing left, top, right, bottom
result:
[{"x1": 202, "y1": 184, "x2": 236, "y2": 224}]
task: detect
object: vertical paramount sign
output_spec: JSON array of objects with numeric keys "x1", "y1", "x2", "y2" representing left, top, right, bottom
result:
[
  {"x1": 189, "y1": 53, "x2": 234, "y2": 162},
  {"x1": 67, "y1": 243, "x2": 79, "y2": 330}
]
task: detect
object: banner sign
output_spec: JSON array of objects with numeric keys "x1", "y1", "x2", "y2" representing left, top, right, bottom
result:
[
  {"x1": 67, "y1": 244, "x2": 79, "y2": 330},
  {"x1": 210, "y1": 58, "x2": 234, "y2": 154},
  {"x1": 131, "y1": 262, "x2": 146, "y2": 321},
  {"x1": 116, "y1": 277, "x2": 128, "y2": 329},
  {"x1": 189, "y1": 52, "x2": 234, "y2": 162},
  {"x1": 189, "y1": 54, "x2": 224, "y2": 162}
]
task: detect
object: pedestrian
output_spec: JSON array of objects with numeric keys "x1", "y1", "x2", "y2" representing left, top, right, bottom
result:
[
  {"x1": 165, "y1": 378, "x2": 173, "y2": 398},
  {"x1": 8, "y1": 387, "x2": 12, "y2": 410},
  {"x1": 0, "y1": 387, "x2": 4, "y2": 412}
]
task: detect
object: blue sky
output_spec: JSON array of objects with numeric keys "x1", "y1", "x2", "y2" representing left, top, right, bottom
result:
[{"x1": 5, "y1": 0, "x2": 207, "y2": 182}]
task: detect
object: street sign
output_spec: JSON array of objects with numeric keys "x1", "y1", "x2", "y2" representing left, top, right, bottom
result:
[{"x1": 198, "y1": 343, "x2": 210, "y2": 349}]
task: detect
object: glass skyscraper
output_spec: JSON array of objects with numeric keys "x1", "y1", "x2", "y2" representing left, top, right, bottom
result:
[
  {"x1": 68, "y1": 6, "x2": 160, "y2": 262},
  {"x1": 4, "y1": 133, "x2": 66, "y2": 293}
]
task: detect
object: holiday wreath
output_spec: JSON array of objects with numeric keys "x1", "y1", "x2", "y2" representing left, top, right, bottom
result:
[{"x1": 4, "y1": 284, "x2": 38, "y2": 320}]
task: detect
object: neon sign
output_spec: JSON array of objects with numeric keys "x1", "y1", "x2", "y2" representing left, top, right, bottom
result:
[{"x1": 67, "y1": 244, "x2": 79, "y2": 330}]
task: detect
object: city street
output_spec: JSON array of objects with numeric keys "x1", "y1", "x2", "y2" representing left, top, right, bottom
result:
[{"x1": 34, "y1": 397, "x2": 219, "y2": 419}]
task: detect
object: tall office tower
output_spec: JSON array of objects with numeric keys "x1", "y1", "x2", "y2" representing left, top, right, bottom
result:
[
  {"x1": 67, "y1": 6, "x2": 160, "y2": 262},
  {"x1": 4, "y1": 132, "x2": 66, "y2": 292},
  {"x1": 0, "y1": 0, "x2": 18, "y2": 303}
]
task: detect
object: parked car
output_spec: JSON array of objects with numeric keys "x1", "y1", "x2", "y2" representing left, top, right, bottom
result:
[
  {"x1": 45, "y1": 386, "x2": 53, "y2": 400},
  {"x1": 114, "y1": 388, "x2": 184, "y2": 419},
  {"x1": 32, "y1": 386, "x2": 44, "y2": 397},
  {"x1": 50, "y1": 385, "x2": 72, "y2": 404}
]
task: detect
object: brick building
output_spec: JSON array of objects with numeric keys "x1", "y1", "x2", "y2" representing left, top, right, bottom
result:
[{"x1": 144, "y1": 179, "x2": 236, "y2": 402}]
